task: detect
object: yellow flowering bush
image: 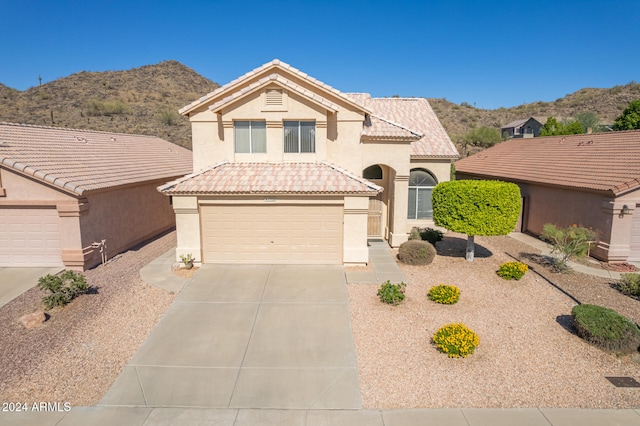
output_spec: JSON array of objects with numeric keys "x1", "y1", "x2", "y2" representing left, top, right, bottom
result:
[
  {"x1": 496, "y1": 261, "x2": 528, "y2": 280},
  {"x1": 432, "y1": 323, "x2": 479, "y2": 358},
  {"x1": 428, "y1": 284, "x2": 460, "y2": 304}
]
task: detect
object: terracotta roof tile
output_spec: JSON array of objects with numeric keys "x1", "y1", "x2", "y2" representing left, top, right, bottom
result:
[
  {"x1": 0, "y1": 122, "x2": 193, "y2": 195},
  {"x1": 158, "y1": 161, "x2": 382, "y2": 195},
  {"x1": 345, "y1": 93, "x2": 459, "y2": 158},
  {"x1": 455, "y1": 130, "x2": 640, "y2": 195}
]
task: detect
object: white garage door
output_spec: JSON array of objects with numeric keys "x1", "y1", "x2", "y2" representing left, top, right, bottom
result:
[
  {"x1": 201, "y1": 204, "x2": 343, "y2": 264},
  {"x1": 629, "y1": 204, "x2": 640, "y2": 262},
  {"x1": 0, "y1": 207, "x2": 63, "y2": 267}
]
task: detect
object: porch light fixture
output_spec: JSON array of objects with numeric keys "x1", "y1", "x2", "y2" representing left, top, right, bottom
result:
[{"x1": 620, "y1": 204, "x2": 630, "y2": 218}]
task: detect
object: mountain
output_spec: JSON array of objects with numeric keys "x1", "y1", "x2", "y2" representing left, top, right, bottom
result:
[
  {"x1": 429, "y1": 82, "x2": 640, "y2": 147},
  {"x1": 1, "y1": 61, "x2": 638, "y2": 153},
  {"x1": 0, "y1": 61, "x2": 219, "y2": 149}
]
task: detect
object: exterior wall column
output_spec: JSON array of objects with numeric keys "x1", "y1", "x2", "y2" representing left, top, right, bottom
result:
[
  {"x1": 343, "y1": 196, "x2": 369, "y2": 264},
  {"x1": 389, "y1": 174, "x2": 409, "y2": 247},
  {"x1": 57, "y1": 199, "x2": 90, "y2": 270},
  {"x1": 173, "y1": 196, "x2": 202, "y2": 264},
  {"x1": 602, "y1": 201, "x2": 635, "y2": 261}
]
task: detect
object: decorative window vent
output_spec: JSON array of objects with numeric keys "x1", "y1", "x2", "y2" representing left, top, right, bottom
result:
[{"x1": 265, "y1": 89, "x2": 283, "y2": 106}]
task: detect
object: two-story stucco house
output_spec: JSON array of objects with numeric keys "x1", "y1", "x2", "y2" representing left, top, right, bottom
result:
[{"x1": 159, "y1": 60, "x2": 458, "y2": 265}]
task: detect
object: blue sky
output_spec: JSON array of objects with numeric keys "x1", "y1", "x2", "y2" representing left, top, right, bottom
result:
[{"x1": 1, "y1": 0, "x2": 638, "y2": 109}]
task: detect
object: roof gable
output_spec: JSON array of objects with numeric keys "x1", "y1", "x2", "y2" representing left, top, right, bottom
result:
[
  {"x1": 455, "y1": 130, "x2": 640, "y2": 195},
  {"x1": 0, "y1": 122, "x2": 192, "y2": 196},
  {"x1": 179, "y1": 59, "x2": 370, "y2": 116}
]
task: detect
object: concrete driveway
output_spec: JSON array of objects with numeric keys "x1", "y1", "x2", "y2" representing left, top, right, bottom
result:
[
  {"x1": 0, "y1": 267, "x2": 63, "y2": 308},
  {"x1": 100, "y1": 264, "x2": 361, "y2": 409}
]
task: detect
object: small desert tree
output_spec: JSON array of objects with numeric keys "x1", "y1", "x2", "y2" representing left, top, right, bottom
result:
[{"x1": 432, "y1": 180, "x2": 521, "y2": 261}]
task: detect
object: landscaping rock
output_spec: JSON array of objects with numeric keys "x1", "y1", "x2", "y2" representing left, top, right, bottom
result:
[{"x1": 19, "y1": 311, "x2": 46, "y2": 329}]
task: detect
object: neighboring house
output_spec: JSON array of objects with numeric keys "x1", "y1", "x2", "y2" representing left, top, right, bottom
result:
[
  {"x1": 501, "y1": 117, "x2": 545, "y2": 139},
  {"x1": 159, "y1": 59, "x2": 458, "y2": 265},
  {"x1": 455, "y1": 130, "x2": 640, "y2": 263},
  {"x1": 0, "y1": 123, "x2": 192, "y2": 270}
]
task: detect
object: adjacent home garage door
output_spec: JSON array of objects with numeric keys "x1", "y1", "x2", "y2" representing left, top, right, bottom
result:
[
  {"x1": 629, "y1": 204, "x2": 640, "y2": 262},
  {"x1": 200, "y1": 204, "x2": 343, "y2": 264},
  {"x1": 0, "y1": 207, "x2": 63, "y2": 267}
]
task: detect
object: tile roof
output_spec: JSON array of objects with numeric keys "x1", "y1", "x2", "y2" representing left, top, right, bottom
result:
[
  {"x1": 0, "y1": 122, "x2": 193, "y2": 196},
  {"x1": 208, "y1": 73, "x2": 339, "y2": 113},
  {"x1": 158, "y1": 161, "x2": 382, "y2": 195},
  {"x1": 346, "y1": 93, "x2": 459, "y2": 158},
  {"x1": 455, "y1": 130, "x2": 640, "y2": 195},
  {"x1": 179, "y1": 59, "x2": 370, "y2": 116}
]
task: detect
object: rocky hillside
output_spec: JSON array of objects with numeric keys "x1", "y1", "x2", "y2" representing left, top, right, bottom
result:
[
  {"x1": 429, "y1": 82, "x2": 640, "y2": 145},
  {"x1": 0, "y1": 61, "x2": 219, "y2": 149},
  {"x1": 1, "y1": 61, "x2": 638, "y2": 153}
]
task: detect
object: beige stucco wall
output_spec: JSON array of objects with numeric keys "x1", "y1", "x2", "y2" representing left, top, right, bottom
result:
[
  {"x1": 1, "y1": 168, "x2": 180, "y2": 270},
  {"x1": 343, "y1": 196, "x2": 370, "y2": 264},
  {"x1": 456, "y1": 172, "x2": 637, "y2": 262},
  {"x1": 172, "y1": 195, "x2": 370, "y2": 265},
  {"x1": 183, "y1": 67, "x2": 455, "y2": 255},
  {"x1": 79, "y1": 178, "x2": 178, "y2": 269}
]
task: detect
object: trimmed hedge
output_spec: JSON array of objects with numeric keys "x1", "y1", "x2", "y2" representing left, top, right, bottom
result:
[
  {"x1": 432, "y1": 180, "x2": 521, "y2": 236},
  {"x1": 572, "y1": 304, "x2": 640, "y2": 354},
  {"x1": 397, "y1": 240, "x2": 436, "y2": 265}
]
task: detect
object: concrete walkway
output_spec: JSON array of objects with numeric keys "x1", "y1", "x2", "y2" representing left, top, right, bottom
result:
[
  {"x1": 3, "y1": 246, "x2": 640, "y2": 425},
  {"x1": 100, "y1": 263, "x2": 361, "y2": 410},
  {"x1": 345, "y1": 239, "x2": 407, "y2": 284},
  {"x1": 0, "y1": 266, "x2": 63, "y2": 307}
]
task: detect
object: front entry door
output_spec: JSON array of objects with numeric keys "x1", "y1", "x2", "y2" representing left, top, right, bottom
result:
[{"x1": 367, "y1": 194, "x2": 383, "y2": 237}]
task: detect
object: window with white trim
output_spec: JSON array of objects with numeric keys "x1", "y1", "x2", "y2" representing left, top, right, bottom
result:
[
  {"x1": 408, "y1": 169, "x2": 437, "y2": 219},
  {"x1": 234, "y1": 121, "x2": 266, "y2": 153},
  {"x1": 283, "y1": 121, "x2": 315, "y2": 153}
]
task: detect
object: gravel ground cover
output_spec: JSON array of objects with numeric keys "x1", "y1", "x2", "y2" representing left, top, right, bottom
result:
[
  {"x1": 0, "y1": 231, "x2": 177, "y2": 406},
  {"x1": 349, "y1": 233, "x2": 640, "y2": 409}
]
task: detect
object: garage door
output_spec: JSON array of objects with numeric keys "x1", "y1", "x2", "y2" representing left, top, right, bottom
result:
[
  {"x1": 629, "y1": 204, "x2": 640, "y2": 261},
  {"x1": 0, "y1": 207, "x2": 63, "y2": 267},
  {"x1": 201, "y1": 204, "x2": 343, "y2": 264}
]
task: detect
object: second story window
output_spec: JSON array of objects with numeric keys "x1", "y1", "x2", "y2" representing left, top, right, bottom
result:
[
  {"x1": 283, "y1": 121, "x2": 315, "y2": 153},
  {"x1": 235, "y1": 121, "x2": 266, "y2": 153}
]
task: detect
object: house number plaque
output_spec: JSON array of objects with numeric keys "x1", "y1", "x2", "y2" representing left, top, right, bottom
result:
[{"x1": 263, "y1": 197, "x2": 276, "y2": 202}]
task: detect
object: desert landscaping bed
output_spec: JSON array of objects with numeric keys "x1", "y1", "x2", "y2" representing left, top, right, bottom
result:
[
  {"x1": 0, "y1": 231, "x2": 177, "y2": 406},
  {"x1": 349, "y1": 233, "x2": 640, "y2": 409}
]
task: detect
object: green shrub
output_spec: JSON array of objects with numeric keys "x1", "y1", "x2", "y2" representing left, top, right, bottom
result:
[
  {"x1": 420, "y1": 228, "x2": 444, "y2": 245},
  {"x1": 541, "y1": 224, "x2": 597, "y2": 271},
  {"x1": 496, "y1": 261, "x2": 528, "y2": 280},
  {"x1": 397, "y1": 240, "x2": 436, "y2": 265},
  {"x1": 85, "y1": 98, "x2": 131, "y2": 116},
  {"x1": 618, "y1": 273, "x2": 640, "y2": 298},
  {"x1": 38, "y1": 270, "x2": 88, "y2": 310},
  {"x1": 571, "y1": 304, "x2": 640, "y2": 354},
  {"x1": 432, "y1": 323, "x2": 480, "y2": 358},
  {"x1": 408, "y1": 227, "x2": 421, "y2": 241},
  {"x1": 428, "y1": 284, "x2": 460, "y2": 304},
  {"x1": 158, "y1": 105, "x2": 180, "y2": 126},
  {"x1": 432, "y1": 180, "x2": 521, "y2": 237},
  {"x1": 377, "y1": 281, "x2": 406, "y2": 305}
]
